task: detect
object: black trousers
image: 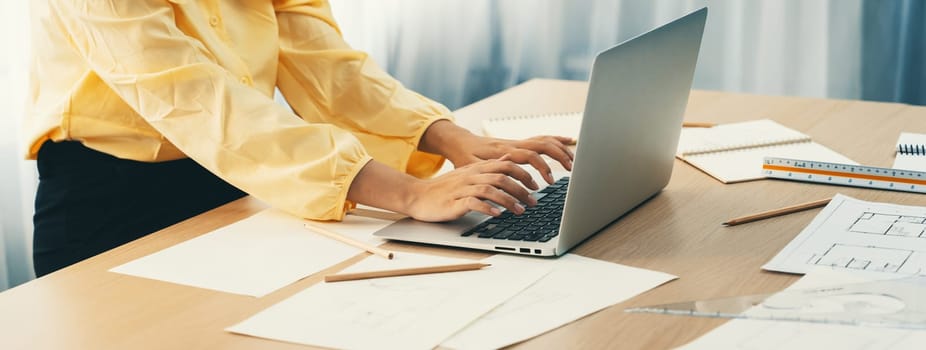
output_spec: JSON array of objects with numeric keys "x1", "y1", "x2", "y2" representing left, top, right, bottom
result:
[{"x1": 33, "y1": 141, "x2": 246, "y2": 277}]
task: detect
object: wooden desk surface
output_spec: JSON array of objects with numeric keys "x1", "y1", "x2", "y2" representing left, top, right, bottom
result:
[{"x1": 3, "y1": 79, "x2": 926, "y2": 349}]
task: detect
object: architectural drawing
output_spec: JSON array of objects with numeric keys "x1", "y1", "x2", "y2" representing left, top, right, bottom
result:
[
  {"x1": 808, "y1": 243, "x2": 913, "y2": 273},
  {"x1": 764, "y1": 194, "x2": 926, "y2": 276},
  {"x1": 850, "y1": 212, "x2": 926, "y2": 238}
]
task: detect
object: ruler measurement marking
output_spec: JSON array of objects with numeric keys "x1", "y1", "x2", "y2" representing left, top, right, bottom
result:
[
  {"x1": 762, "y1": 164, "x2": 926, "y2": 186},
  {"x1": 762, "y1": 157, "x2": 926, "y2": 194}
]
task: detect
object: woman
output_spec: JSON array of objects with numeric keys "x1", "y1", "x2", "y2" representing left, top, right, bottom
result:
[{"x1": 26, "y1": 0, "x2": 574, "y2": 276}]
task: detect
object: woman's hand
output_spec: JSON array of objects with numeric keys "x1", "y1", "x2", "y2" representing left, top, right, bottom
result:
[
  {"x1": 404, "y1": 155, "x2": 539, "y2": 222},
  {"x1": 419, "y1": 120, "x2": 575, "y2": 184},
  {"x1": 347, "y1": 157, "x2": 540, "y2": 222}
]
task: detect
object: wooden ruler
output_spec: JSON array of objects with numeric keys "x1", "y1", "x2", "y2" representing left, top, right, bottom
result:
[{"x1": 762, "y1": 157, "x2": 926, "y2": 194}]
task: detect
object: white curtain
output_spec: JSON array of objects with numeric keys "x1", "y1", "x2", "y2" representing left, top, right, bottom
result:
[
  {"x1": 0, "y1": 0, "x2": 36, "y2": 289},
  {"x1": 696, "y1": 0, "x2": 862, "y2": 100},
  {"x1": 331, "y1": 0, "x2": 864, "y2": 110}
]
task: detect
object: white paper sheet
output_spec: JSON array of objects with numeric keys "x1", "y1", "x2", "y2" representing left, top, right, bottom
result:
[
  {"x1": 764, "y1": 194, "x2": 926, "y2": 276},
  {"x1": 111, "y1": 208, "x2": 393, "y2": 297},
  {"x1": 678, "y1": 268, "x2": 926, "y2": 350},
  {"x1": 227, "y1": 253, "x2": 551, "y2": 350},
  {"x1": 442, "y1": 254, "x2": 677, "y2": 350}
]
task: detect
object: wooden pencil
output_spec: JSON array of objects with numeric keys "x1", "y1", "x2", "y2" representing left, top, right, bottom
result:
[
  {"x1": 723, "y1": 198, "x2": 832, "y2": 226},
  {"x1": 682, "y1": 121, "x2": 716, "y2": 128},
  {"x1": 325, "y1": 262, "x2": 491, "y2": 283},
  {"x1": 303, "y1": 223, "x2": 395, "y2": 259}
]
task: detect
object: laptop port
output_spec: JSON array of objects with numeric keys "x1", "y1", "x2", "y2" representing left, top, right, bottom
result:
[
  {"x1": 495, "y1": 246, "x2": 515, "y2": 251},
  {"x1": 534, "y1": 249, "x2": 542, "y2": 254},
  {"x1": 519, "y1": 248, "x2": 531, "y2": 253}
]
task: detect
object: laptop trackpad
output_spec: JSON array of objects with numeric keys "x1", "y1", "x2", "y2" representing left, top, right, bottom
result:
[{"x1": 373, "y1": 210, "x2": 489, "y2": 241}]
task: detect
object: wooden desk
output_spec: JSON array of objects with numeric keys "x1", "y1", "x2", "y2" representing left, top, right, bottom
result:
[{"x1": 3, "y1": 79, "x2": 926, "y2": 349}]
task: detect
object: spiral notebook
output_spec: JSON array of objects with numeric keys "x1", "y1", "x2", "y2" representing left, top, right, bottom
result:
[
  {"x1": 481, "y1": 112, "x2": 583, "y2": 141},
  {"x1": 676, "y1": 119, "x2": 857, "y2": 183},
  {"x1": 893, "y1": 132, "x2": 926, "y2": 171}
]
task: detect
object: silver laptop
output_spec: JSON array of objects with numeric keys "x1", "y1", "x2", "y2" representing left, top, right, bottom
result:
[{"x1": 375, "y1": 8, "x2": 707, "y2": 256}]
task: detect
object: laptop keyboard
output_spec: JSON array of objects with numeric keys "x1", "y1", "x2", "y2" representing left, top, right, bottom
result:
[{"x1": 462, "y1": 177, "x2": 569, "y2": 242}]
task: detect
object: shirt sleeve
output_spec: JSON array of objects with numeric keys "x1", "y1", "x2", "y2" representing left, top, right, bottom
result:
[
  {"x1": 274, "y1": 0, "x2": 452, "y2": 178},
  {"x1": 49, "y1": 0, "x2": 371, "y2": 220}
]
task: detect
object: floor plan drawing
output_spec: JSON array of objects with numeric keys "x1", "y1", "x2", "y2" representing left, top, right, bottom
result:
[
  {"x1": 850, "y1": 212, "x2": 926, "y2": 238},
  {"x1": 765, "y1": 194, "x2": 926, "y2": 276},
  {"x1": 808, "y1": 243, "x2": 915, "y2": 273}
]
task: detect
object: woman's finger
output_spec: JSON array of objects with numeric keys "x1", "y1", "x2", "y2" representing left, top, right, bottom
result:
[
  {"x1": 472, "y1": 173, "x2": 535, "y2": 207},
  {"x1": 521, "y1": 139, "x2": 573, "y2": 171},
  {"x1": 459, "y1": 196, "x2": 502, "y2": 217},
  {"x1": 480, "y1": 158, "x2": 539, "y2": 190},
  {"x1": 462, "y1": 184, "x2": 525, "y2": 215},
  {"x1": 548, "y1": 136, "x2": 576, "y2": 160},
  {"x1": 504, "y1": 149, "x2": 555, "y2": 184}
]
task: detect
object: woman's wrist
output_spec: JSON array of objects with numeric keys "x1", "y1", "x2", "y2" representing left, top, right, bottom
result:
[
  {"x1": 418, "y1": 119, "x2": 476, "y2": 162},
  {"x1": 347, "y1": 160, "x2": 423, "y2": 217}
]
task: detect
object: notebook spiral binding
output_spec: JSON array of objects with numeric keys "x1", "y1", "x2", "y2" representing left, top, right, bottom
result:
[
  {"x1": 487, "y1": 112, "x2": 580, "y2": 121},
  {"x1": 898, "y1": 144, "x2": 926, "y2": 155}
]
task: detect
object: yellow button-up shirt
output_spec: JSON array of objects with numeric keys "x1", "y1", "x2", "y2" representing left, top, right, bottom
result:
[{"x1": 27, "y1": 0, "x2": 451, "y2": 220}]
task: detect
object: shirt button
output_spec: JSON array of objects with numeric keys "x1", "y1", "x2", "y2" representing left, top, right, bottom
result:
[
  {"x1": 239, "y1": 76, "x2": 251, "y2": 85},
  {"x1": 209, "y1": 16, "x2": 220, "y2": 27}
]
